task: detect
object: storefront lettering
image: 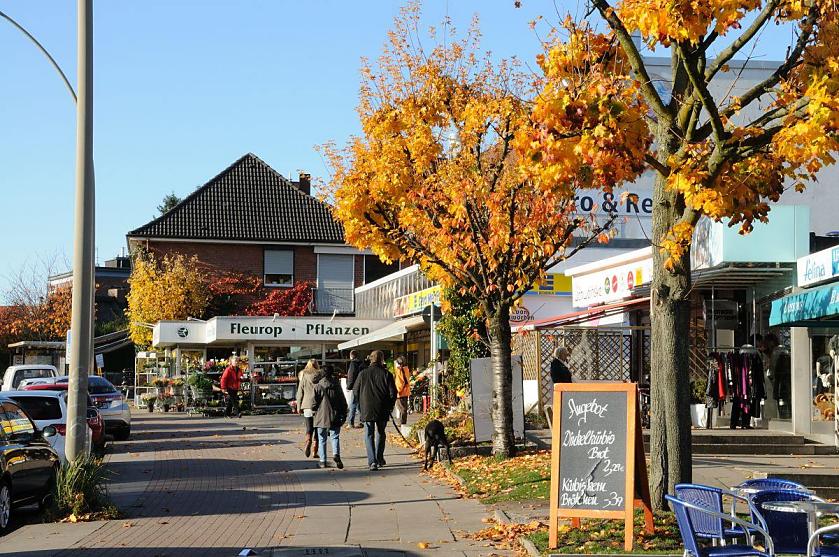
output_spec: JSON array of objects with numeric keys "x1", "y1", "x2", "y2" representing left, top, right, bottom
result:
[
  {"x1": 574, "y1": 191, "x2": 653, "y2": 215},
  {"x1": 230, "y1": 322, "x2": 284, "y2": 337},
  {"x1": 305, "y1": 324, "x2": 370, "y2": 336},
  {"x1": 803, "y1": 260, "x2": 827, "y2": 283}
]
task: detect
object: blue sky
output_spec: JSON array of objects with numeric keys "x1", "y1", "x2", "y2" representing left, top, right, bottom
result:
[{"x1": 0, "y1": 1, "x2": 797, "y2": 294}]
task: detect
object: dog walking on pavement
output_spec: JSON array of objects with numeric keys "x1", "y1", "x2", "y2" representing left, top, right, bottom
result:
[{"x1": 423, "y1": 419, "x2": 453, "y2": 470}]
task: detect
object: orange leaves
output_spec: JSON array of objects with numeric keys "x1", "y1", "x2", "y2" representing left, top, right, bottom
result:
[
  {"x1": 618, "y1": 0, "x2": 760, "y2": 47},
  {"x1": 517, "y1": 20, "x2": 651, "y2": 197},
  {"x1": 322, "y1": 5, "x2": 595, "y2": 307},
  {"x1": 467, "y1": 518, "x2": 546, "y2": 551},
  {"x1": 0, "y1": 286, "x2": 72, "y2": 345}
]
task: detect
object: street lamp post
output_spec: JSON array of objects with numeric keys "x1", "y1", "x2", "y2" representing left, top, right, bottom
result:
[
  {"x1": 66, "y1": 0, "x2": 95, "y2": 462},
  {"x1": 0, "y1": 5, "x2": 95, "y2": 461}
]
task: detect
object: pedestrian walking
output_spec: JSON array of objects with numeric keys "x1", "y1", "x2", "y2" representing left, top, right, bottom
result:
[
  {"x1": 220, "y1": 356, "x2": 243, "y2": 418},
  {"x1": 393, "y1": 356, "x2": 413, "y2": 425},
  {"x1": 550, "y1": 347, "x2": 573, "y2": 384},
  {"x1": 353, "y1": 350, "x2": 397, "y2": 471},
  {"x1": 296, "y1": 359, "x2": 324, "y2": 458},
  {"x1": 345, "y1": 350, "x2": 364, "y2": 429},
  {"x1": 312, "y1": 365, "x2": 348, "y2": 469}
]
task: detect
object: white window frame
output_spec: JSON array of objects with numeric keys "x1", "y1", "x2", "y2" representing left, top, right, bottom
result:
[{"x1": 264, "y1": 249, "x2": 294, "y2": 287}]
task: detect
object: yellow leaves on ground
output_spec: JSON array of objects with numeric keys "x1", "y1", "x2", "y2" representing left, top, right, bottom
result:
[{"x1": 466, "y1": 518, "x2": 545, "y2": 551}]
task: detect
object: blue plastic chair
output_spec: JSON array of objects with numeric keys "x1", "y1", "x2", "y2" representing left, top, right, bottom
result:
[
  {"x1": 738, "y1": 478, "x2": 809, "y2": 493},
  {"x1": 808, "y1": 524, "x2": 839, "y2": 557},
  {"x1": 675, "y1": 484, "x2": 766, "y2": 544},
  {"x1": 667, "y1": 495, "x2": 774, "y2": 557},
  {"x1": 751, "y1": 489, "x2": 829, "y2": 555}
]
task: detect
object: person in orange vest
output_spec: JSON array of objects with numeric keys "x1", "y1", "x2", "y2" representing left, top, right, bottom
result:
[
  {"x1": 220, "y1": 356, "x2": 243, "y2": 418},
  {"x1": 393, "y1": 356, "x2": 414, "y2": 426}
]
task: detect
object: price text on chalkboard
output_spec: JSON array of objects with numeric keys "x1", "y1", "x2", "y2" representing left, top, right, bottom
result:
[{"x1": 558, "y1": 391, "x2": 627, "y2": 510}]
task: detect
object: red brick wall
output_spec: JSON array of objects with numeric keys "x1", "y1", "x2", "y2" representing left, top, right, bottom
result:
[{"x1": 139, "y1": 240, "x2": 317, "y2": 289}]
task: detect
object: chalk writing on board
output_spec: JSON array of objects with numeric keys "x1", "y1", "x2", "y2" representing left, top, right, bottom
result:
[{"x1": 557, "y1": 391, "x2": 628, "y2": 510}]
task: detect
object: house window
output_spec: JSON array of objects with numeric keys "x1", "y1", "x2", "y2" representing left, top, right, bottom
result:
[
  {"x1": 315, "y1": 254, "x2": 355, "y2": 313},
  {"x1": 264, "y1": 249, "x2": 294, "y2": 287}
]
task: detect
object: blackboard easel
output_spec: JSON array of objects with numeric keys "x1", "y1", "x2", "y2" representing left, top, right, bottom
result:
[{"x1": 548, "y1": 382, "x2": 653, "y2": 551}]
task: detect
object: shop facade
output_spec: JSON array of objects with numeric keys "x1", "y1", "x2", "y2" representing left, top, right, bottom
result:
[
  {"x1": 516, "y1": 206, "x2": 811, "y2": 430},
  {"x1": 769, "y1": 243, "x2": 839, "y2": 445},
  {"x1": 140, "y1": 315, "x2": 391, "y2": 409}
]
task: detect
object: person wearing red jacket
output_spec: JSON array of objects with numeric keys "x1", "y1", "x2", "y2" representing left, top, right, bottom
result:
[{"x1": 220, "y1": 356, "x2": 243, "y2": 418}]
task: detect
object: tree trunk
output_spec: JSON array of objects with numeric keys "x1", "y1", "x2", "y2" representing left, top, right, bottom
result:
[
  {"x1": 487, "y1": 303, "x2": 516, "y2": 457},
  {"x1": 649, "y1": 165, "x2": 693, "y2": 510}
]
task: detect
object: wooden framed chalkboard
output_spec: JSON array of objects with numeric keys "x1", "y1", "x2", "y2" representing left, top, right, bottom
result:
[{"x1": 548, "y1": 382, "x2": 653, "y2": 551}]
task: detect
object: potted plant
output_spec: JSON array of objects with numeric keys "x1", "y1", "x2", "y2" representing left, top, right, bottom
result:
[
  {"x1": 151, "y1": 377, "x2": 169, "y2": 396},
  {"x1": 161, "y1": 396, "x2": 175, "y2": 412},
  {"x1": 141, "y1": 393, "x2": 157, "y2": 413},
  {"x1": 171, "y1": 377, "x2": 185, "y2": 396},
  {"x1": 187, "y1": 373, "x2": 213, "y2": 401},
  {"x1": 690, "y1": 377, "x2": 709, "y2": 428}
]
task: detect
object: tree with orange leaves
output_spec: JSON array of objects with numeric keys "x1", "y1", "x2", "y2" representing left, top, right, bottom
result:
[
  {"x1": 519, "y1": 0, "x2": 839, "y2": 505},
  {"x1": 323, "y1": 4, "x2": 612, "y2": 456}
]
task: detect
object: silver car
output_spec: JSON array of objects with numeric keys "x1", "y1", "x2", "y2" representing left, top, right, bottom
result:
[{"x1": 54, "y1": 376, "x2": 131, "y2": 440}]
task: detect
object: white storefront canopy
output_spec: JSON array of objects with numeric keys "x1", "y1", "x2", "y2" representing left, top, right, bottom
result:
[
  {"x1": 337, "y1": 315, "x2": 426, "y2": 350},
  {"x1": 152, "y1": 316, "x2": 393, "y2": 348}
]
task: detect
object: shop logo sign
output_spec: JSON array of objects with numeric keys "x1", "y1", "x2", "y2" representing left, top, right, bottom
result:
[
  {"x1": 510, "y1": 307, "x2": 531, "y2": 323},
  {"x1": 832, "y1": 248, "x2": 839, "y2": 275},
  {"x1": 803, "y1": 259, "x2": 827, "y2": 284},
  {"x1": 176, "y1": 327, "x2": 189, "y2": 338}
]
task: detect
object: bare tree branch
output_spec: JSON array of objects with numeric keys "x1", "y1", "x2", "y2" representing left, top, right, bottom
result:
[{"x1": 705, "y1": 0, "x2": 782, "y2": 81}]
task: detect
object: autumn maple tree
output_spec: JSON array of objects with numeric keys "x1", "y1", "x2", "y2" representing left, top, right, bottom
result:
[
  {"x1": 520, "y1": 0, "x2": 839, "y2": 505},
  {"x1": 126, "y1": 252, "x2": 210, "y2": 346},
  {"x1": 324, "y1": 5, "x2": 611, "y2": 456}
]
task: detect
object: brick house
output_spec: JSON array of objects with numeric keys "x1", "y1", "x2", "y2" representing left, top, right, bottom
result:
[{"x1": 126, "y1": 153, "x2": 397, "y2": 315}]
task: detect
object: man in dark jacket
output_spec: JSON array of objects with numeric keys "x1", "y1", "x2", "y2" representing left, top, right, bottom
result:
[
  {"x1": 352, "y1": 350, "x2": 397, "y2": 471},
  {"x1": 550, "y1": 347, "x2": 573, "y2": 384},
  {"x1": 345, "y1": 350, "x2": 364, "y2": 429}
]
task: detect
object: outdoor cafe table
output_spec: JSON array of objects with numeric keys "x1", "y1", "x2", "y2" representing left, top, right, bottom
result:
[{"x1": 760, "y1": 500, "x2": 839, "y2": 537}]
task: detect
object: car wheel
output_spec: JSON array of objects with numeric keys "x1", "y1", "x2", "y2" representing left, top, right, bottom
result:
[
  {"x1": 115, "y1": 426, "x2": 130, "y2": 441},
  {"x1": 38, "y1": 467, "x2": 57, "y2": 513},
  {"x1": 0, "y1": 479, "x2": 11, "y2": 534}
]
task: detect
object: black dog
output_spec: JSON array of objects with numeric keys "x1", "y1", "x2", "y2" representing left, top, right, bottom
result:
[{"x1": 423, "y1": 419, "x2": 453, "y2": 470}]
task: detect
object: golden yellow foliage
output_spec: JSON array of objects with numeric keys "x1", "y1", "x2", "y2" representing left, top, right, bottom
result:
[
  {"x1": 125, "y1": 252, "x2": 210, "y2": 347},
  {"x1": 322, "y1": 5, "x2": 610, "y2": 311}
]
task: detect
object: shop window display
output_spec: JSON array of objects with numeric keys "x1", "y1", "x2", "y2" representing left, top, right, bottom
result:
[{"x1": 810, "y1": 333, "x2": 838, "y2": 422}]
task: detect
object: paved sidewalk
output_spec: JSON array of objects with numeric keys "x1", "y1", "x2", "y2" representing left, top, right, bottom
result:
[{"x1": 2, "y1": 412, "x2": 506, "y2": 557}]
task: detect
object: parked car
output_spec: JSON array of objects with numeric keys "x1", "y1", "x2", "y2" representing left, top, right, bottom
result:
[
  {"x1": 0, "y1": 366, "x2": 58, "y2": 392},
  {"x1": 2, "y1": 391, "x2": 92, "y2": 464},
  {"x1": 23, "y1": 384, "x2": 105, "y2": 447},
  {"x1": 0, "y1": 397, "x2": 61, "y2": 534},
  {"x1": 51, "y1": 376, "x2": 131, "y2": 441}
]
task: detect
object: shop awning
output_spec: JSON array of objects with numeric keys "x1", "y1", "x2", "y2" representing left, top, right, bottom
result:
[
  {"x1": 337, "y1": 316, "x2": 426, "y2": 350},
  {"x1": 514, "y1": 297, "x2": 650, "y2": 331},
  {"x1": 769, "y1": 282, "x2": 839, "y2": 327}
]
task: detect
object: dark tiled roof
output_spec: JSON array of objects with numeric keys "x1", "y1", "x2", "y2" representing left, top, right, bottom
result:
[{"x1": 128, "y1": 153, "x2": 344, "y2": 244}]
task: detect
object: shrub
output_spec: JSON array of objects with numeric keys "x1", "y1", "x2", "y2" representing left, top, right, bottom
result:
[{"x1": 50, "y1": 454, "x2": 117, "y2": 520}]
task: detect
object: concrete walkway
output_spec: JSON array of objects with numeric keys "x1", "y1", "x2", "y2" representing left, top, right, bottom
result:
[{"x1": 1, "y1": 412, "x2": 508, "y2": 557}]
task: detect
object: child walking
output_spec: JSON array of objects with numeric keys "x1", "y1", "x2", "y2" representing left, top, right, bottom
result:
[{"x1": 312, "y1": 365, "x2": 348, "y2": 469}]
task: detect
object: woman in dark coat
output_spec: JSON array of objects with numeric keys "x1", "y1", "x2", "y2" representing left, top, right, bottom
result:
[{"x1": 312, "y1": 365, "x2": 348, "y2": 469}]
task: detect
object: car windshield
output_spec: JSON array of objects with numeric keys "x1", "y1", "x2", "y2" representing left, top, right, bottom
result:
[
  {"x1": 9, "y1": 395, "x2": 63, "y2": 421},
  {"x1": 12, "y1": 368, "x2": 54, "y2": 389},
  {"x1": 56, "y1": 376, "x2": 117, "y2": 395}
]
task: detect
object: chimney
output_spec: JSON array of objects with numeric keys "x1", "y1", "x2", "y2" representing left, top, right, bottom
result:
[{"x1": 297, "y1": 172, "x2": 311, "y2": 196}]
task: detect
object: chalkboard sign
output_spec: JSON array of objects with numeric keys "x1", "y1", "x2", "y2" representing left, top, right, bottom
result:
[{"x1": 548, "y1": 383, "x2": 652, "y2": 551}]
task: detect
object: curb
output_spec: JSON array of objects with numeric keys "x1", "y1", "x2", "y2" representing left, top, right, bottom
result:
[{"x1": 494, "y1": 509, "x2": 542, "y2": 557}]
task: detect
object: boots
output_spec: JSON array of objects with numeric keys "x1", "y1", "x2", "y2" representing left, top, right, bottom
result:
[
  {"x1": 312, "y1": 432, "x2": 320, "y2": 459},
  {"x1": 304, "y1": 432, "x2": 312, "y2": 457}
]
